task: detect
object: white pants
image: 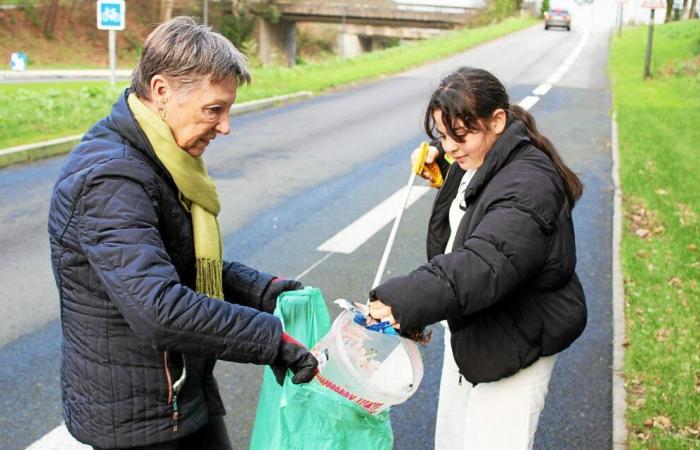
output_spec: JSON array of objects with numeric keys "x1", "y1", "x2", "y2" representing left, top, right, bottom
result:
[{"x1": 435, "y1": 323, "x2": 556, "y2": 450}]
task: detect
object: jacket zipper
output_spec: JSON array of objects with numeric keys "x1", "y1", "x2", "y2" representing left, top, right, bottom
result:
[{"x1": 163, "y1": 351, "x2": 181, "y2": 432}]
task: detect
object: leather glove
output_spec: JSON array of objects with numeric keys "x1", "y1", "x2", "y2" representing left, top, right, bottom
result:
[
  {"x1": 270, "y1": 332, "x2": 318, "y2": 386},
  {"x1": 261, "y1": 278, "x2": 303, "y2": 313}
]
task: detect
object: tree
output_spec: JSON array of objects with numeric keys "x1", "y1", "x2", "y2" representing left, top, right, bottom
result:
[
  {"x1": 665, "y1": 0, "x2": 673, "y2": 22},
  {"x1": 687, "y1": 0, "x2": 698, "y2": 17},
  {"x1": 43, "y1": 0, "x2": 59, "y2": 38}
]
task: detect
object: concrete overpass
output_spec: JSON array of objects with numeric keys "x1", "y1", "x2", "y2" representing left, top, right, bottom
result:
[{"x1": 254, "y1": 1, "x2": 477, "y2": 66}]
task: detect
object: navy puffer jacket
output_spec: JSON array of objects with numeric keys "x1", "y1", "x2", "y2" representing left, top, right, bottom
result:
[
  {"x1": 372, "y1": 121, "x2": 587, "y2": 384},
  {"x1": 48, "y1": 90, "x2": 282, "y2": 448}
]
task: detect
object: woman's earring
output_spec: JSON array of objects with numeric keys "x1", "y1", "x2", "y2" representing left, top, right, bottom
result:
[{"x1": 158, "y1": 97, "x2": 168, "y2": 120}]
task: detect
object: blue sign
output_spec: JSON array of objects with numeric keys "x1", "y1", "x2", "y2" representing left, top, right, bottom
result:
[
  {"x1": 10, "y1": 51, "x2": 27, "y2": 71},
  {"x1": 96, "y1": 0, "x2": 125, "y2": 30}
]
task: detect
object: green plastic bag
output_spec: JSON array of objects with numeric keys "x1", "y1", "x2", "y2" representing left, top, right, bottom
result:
[{"x1": 250, "y1": 287, "x2": 393, "y2": 450}]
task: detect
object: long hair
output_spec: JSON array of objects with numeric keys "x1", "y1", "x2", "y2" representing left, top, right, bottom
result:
[{"x1": 424, "y1": 67, "x2": 583, "y2": 205}]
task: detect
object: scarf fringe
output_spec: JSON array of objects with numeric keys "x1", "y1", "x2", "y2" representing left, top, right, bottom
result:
[{"x1": 196, "y1": 258, "x2": 224, "y2": 299}]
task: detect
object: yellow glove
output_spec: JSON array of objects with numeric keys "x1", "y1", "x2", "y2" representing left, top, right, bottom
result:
[{"x1": 412, "y1": 142, "x2": 444, "y2": 188}]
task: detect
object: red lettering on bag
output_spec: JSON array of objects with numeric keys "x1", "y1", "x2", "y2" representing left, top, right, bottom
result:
[{"x1": 315, "y1": 373, "x2": 385, "y2": 413}]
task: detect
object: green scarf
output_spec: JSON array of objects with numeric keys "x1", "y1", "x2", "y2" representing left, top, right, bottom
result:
[{"x1": 128, "y1": 93, "x2": 224, "y2": 299}]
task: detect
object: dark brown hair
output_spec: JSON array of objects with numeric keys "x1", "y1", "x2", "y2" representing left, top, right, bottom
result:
[{"x1": 424, "y1": 67, "x2": 583, "y2": 205}]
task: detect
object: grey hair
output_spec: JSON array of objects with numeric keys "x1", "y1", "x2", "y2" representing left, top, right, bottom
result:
[{"x1": 131, "y1": 16, "x2": 251, "y2": 100}]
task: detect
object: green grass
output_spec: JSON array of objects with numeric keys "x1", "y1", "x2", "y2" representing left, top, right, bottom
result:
[
  {"x1": 0, "y1": 82, "x2": 128, "y2": 149},
  {"x1": 610, "y1": 20, "x2": 700, "y2": 450},
  {"x1": 0, "y1": 17, "x2": 535, "y2": 150}
]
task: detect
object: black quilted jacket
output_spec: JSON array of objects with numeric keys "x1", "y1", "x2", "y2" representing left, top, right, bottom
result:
[
  {"x1": 48, "y1": 90, "x2": 282, "y2": 448},
  {"x1": 372, "y1": 121, "x2": 587, "y2": 384}
]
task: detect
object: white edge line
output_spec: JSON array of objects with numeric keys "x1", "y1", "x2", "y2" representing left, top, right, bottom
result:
[
  {"x1": 547, "y1": 73, "x2": 563, "y2": 84},
  {"x1": 294, "y1": 252, "x2": 334, "y2": 281},
  {"x1": 317, "y1": 185, "x2": 430, "y2": 254},
  {"x1": 533, "y1": 83, "x2": 552, "y2": 96},
  {"x1": 518, "y1": 95, "x2": 540, "y2": 111},
  {"x1": 611, "y1": 111, "x2": 628, "y2": 450},
  {"x1": 25, "y1": 423, "x2": 90, "y2": 450}
]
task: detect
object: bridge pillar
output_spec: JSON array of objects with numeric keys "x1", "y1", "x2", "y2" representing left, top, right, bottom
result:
[
  {"x1": 255, "y1": 18, "x2": 297, "y2": 67},
  {"x1": 336, "y1": 32, "x2": 363, "y2": 58}
]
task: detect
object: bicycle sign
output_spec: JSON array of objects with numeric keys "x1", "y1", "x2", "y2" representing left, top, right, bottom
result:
[{"x1": 96, "y1": 0, "x2": 125, "y2": 31}]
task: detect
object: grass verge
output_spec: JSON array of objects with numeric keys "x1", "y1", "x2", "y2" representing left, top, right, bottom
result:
[
  {"x1": 0, "y1": 17, "x2": 535, "y2": 152},
  {"x1": 609, "y1": 19, "x2": 700, "y2": 449}
]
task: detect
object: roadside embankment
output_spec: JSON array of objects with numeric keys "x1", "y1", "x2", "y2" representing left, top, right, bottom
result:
[
  {"x1": 609, "y1": 19, "x2": 700, "y2": 450},
  {"x1": 0, "y1": 17, "x2": 536, "y2": 168}
]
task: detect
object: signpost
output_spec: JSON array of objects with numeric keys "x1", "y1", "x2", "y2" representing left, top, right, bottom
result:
[
  {"x1": 10, "y1": 51, "x2": 27, "y2": 71},
  {"x1": 641, "y1": 0, "x2": 665, "y2": 79},
  {"x1": 96, "y1": 0, "x2": 125, "y2": 87},
  {"x1": 615, "y1": 0, "x2": 626, "y2": 37}
]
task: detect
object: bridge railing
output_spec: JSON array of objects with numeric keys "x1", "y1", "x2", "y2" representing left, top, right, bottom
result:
[
  {"x1": 275, "y1": 1, "x2": 474, "y2": 26},
  {"x1": 394, "y1": 2, "x2": 471, "y2": 15}
]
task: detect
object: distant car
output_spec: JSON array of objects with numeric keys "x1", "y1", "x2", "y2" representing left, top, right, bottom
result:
[{"x1": 544, "y1": 9, "x2": 571, "y2": 31}]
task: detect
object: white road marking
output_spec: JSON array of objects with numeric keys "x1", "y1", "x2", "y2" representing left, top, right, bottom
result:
[
  {"x1": 317, "y1": 185, "x2": 431, "y2": 254},
  {"x1": 25, "y1": 423, "x2": 89, "y2": 450},
  {"x1": 533, "y1": 83, "x2": 553, "y2": 96},
  {"x1": 295, "y1": 252, "x2": 334, "y2": 281},
  {"x1": 518, "y1": 95, "x2": 540, "y2": 111},
  {"x1": 546, "y1": 72, "x2": 563, "y2": 84}
]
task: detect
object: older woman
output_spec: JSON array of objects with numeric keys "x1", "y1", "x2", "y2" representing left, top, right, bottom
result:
[{"x1": 48, "y1": 17, "x2": 316, "y2": 450}]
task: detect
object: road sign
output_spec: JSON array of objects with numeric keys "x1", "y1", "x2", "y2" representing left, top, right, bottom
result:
[
  {"x1": 10, "y1": 51, "x2": 27, "y2": 71},
  {"x1": 96, "y1": 0, "x2": 125, "y2": 30},
  {"x1": 641, "y1": 0, "x2": 665, "y2": 8}
]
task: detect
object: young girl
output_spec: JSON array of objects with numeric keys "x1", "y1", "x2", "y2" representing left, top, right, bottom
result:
[{"x1": 369, "y1": 67, "x2": 587, "y2": 450}]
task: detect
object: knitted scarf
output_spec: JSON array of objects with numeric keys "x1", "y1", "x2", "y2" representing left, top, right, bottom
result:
[{"x1": 128, "y1": 93, "x2": 224, "y2": 299}]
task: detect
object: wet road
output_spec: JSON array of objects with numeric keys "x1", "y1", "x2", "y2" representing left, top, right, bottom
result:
[{"x1": 0, "y1": 2, "x2": 616, "y2": 448}]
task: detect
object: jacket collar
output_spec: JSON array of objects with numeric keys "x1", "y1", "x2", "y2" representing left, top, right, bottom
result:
[
  {"x1": 457, "y1": 120, "x2": 531, "y2": 202},
  {"x1": 110, "y1": 88, "x2": 177, "y2": 187}
]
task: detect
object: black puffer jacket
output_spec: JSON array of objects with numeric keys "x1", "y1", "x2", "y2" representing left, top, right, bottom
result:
[
  {"x1": 372, "y1": 121, "x2": 586, "y2": 384},
  {"x1": 48, "y1": 90, "x2": 282, "y2": 448}
]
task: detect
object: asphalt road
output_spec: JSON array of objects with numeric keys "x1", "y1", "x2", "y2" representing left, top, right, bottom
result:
[{"x1": 0, "y1": 2, "x2": 616, "y2": 449}]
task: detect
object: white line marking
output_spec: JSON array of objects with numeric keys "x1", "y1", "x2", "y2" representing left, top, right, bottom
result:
[
  {"x1": 546, "y1": 72, "x2": 563, "y2": 84},
  {"x1": 295, "y1": 252, "x2": 334, "y2": 281},
  {"x1": 518, "y1": 95, "x2": 540, "y2": 111},
  {"x1": 25, "y1": 423, "x2": 90, "y2": 450},
  {"x1": 317, "y1": 185, "x2": 431, "y2": 254},
  {"x1": 533, "y1": 83, "x2": 553, "y2": 96}
]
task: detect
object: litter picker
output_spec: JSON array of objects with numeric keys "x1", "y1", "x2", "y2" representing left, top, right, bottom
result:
[{"x1": 370, "y1": 142, "x2": 437, "y2": 292}]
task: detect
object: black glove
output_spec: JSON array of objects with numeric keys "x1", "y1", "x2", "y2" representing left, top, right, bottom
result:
[
  {"x1": 261, "y1": 278, "x2": 303, "y2": 313},
  {"x1": 270, "y1": 332, "x2": 318, "y2": 386}
]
